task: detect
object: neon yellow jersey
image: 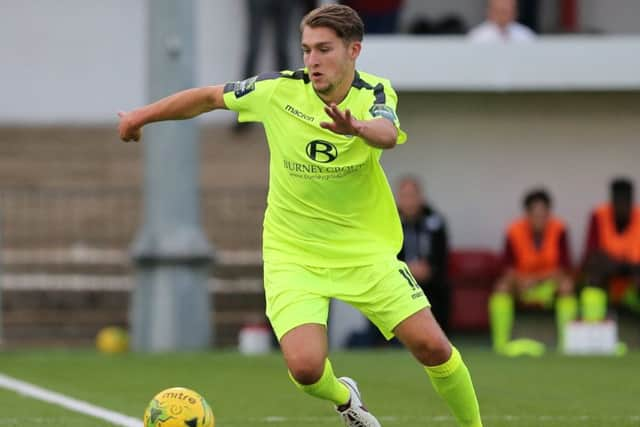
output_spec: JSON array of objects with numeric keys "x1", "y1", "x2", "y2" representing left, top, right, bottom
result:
[{"x1": 223, "y1": 69, "x2": 407, "y2": 267}]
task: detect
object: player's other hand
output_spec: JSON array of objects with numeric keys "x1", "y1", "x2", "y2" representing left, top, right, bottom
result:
[
  {"x1": 320, "y1": 103, "x2": 363, "y2": 137},
  {"x1": 117, "y1": 111, "x2": 142, "y2": 142}
]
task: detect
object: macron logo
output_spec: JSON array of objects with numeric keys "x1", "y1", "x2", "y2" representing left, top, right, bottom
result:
[{"x1": 285, "y1": 104, "x2": 314, "y2": 122}]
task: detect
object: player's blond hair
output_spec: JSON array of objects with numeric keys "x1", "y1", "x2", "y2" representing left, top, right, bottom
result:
[{"x1": 300, "y1": 4, "x2": 364, "y2": 43}]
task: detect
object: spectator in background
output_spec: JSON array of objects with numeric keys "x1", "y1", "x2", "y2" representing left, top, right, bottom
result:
[
  {"x1": 397, "y1": 176, "x2": 451, "y2": 334},
  {"x1": 408, "y1": 13, "x2": 468, "y2": 35},
  {"x1": 302, "y1": 0, "x2": 318, "y2": 15},
  {"x1": 342, "y1": 0, "x2": 404, "y2": 34},
  {"x1": 242, "y1": 0, "x2": 296, "y2": 80},
  {"x1": 468, "y1": 0, "x2": 536, "y2": 43},
  {"x1": 517, "y1": 0, "x2": 540, "y2": 33},
  {"x1": 581, "y1": 178, "x2": 640, "y2": 320},
  {"x1": 489, "y1": 189, "x2": 576, "y2": 356},
  {"x1": 236, "y1": 0, "x2": 300, "y2": 132}
]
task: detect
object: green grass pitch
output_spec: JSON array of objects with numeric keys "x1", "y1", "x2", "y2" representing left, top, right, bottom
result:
[{"x1": 0, "y1": 347, "x2": 639, "y2": 426}]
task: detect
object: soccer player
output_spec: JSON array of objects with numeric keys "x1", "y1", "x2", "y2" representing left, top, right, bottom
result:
[
  {"x1": 118, "y1": 5, "x2": 482, "y2": 426},
  {"x1": 489, "y1": 189, "x2": 576, "y2": 356},
  {"x1": 582, "y1": 178, "x2": 640, "y2": 319}
]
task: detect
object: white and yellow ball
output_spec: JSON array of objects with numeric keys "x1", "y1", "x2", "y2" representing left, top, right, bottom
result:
[{"x1": 143, "y1": 387, "x2": 214, "y2": 427}]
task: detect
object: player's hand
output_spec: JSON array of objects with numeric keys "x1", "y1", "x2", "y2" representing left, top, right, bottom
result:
[
  {"x1": 117, "y1": 111, "x2": 142, "y2": 142},
  {"x1": 320, "y1": 103, "x2": 363, "y2": 136}
]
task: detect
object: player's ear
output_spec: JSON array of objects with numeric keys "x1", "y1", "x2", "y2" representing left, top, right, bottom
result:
[{"x1": 349, "y1": 41, "x2": 362, "y2": 60}]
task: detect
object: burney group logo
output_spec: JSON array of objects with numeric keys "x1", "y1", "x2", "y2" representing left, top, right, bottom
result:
[{"x1": 305, "y1": 140, "x2": 338, "y2": 163}]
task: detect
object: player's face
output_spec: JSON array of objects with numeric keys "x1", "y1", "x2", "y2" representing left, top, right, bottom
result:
[
  {"x1": 301, "y1": 25, "x2": 360, "y2": 95},
  {"x1": 526, "y1": 201, "x2": 550, "y2": 232}
]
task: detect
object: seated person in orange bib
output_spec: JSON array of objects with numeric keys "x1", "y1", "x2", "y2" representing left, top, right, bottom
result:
[
  {"x1": 581, "y1": 178, "x2": 640, "y2": 320},
  {"x1": 489, "y1": 189, "x2": 576, "y2": 356}
]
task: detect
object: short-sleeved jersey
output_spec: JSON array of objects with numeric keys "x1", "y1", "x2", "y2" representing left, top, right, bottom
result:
[{"x1": 223, "y1": 69, "x2": 407, "y2": 267}]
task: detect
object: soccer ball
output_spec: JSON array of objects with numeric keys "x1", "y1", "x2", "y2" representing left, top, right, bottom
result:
[
  {"x1": 95, "y1": 326, "x2": 129, "y2": 354},
  {"x1": 143, "y1": 387, "x2": 215, "y2": 427}
]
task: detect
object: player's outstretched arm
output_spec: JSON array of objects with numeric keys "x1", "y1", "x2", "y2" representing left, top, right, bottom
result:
[
  {"x1": 118, "y1": 85, "x2": 226, "y2": 142},
  {"x1": 320, "y1": 103, "x2": 398, "y2": 149}
]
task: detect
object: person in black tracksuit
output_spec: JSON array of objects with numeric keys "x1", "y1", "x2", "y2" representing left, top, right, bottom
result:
[
  {"x1": 349, "y1": 176, "x2": 451, "y2": 347},
  {"x1": 396, "y1": 176, "x2": 451, "y2": 334}
]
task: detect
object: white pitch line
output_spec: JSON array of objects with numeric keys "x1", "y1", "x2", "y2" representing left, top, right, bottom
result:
[
  {"x1": 0, "y1": 373, "x2": 142, "y2": 427},
  {"x1": 240, "y1": 414, "x2": 640, "y2": 424},
  {"x1": 1, "y1": 374, "x2": 638, "y2": 427}
]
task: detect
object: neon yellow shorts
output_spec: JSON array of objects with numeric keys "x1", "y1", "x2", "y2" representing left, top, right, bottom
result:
[{"x1": 264, "y1": 258, "x2": 430, "y2": 341}]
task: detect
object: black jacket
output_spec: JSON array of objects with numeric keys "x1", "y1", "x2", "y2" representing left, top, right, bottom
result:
[{"x1": 398, "y1": 205, "x2": 449, "y2": 286}]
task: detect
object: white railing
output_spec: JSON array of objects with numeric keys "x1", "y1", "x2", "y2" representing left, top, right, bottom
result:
[{"x1": 359, "y1": 35, "x2": 640, "y2": 91}]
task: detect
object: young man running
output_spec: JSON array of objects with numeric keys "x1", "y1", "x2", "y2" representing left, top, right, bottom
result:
[{"x1": 118, "y1": 5, "x2": 482, "y2": 426}]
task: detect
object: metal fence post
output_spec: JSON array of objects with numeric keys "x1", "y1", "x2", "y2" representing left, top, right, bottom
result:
[
  {"x1": 130, "y1": 0, "x2": 214, "y2": 352},
  {"x1": 0, "y1": 207, "x2": 3, "y2": 346}
]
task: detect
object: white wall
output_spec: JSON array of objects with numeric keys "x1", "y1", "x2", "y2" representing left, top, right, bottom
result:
[
  {"x1": 0, "y1": 0, "x2": 303, "y2": 124},
  {"x1": 357, "y1": 36, "x2": 640, "y2": 91},
  {"x1": 1, "y1": 0, "x2": 146, "y2": 123},
  {"x1": 382, "y1": 92, "x2": 640, "y2": 261},
  {"x1": 2, "y1": 1, "x2": 640, "y2": 124},
  {"x1": 580, "y1": 0, "x2": 640, "y2": 34}
]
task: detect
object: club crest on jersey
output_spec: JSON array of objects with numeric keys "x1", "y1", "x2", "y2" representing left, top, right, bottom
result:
[
  {"x1": 233, "y1": 76, "x2": 257, "y2": 98},
  {"x1": 306, "y1": 140, "x2": 338, "y2": 163},
  {"x1": 369, "y1": 104, "x2": 397, "y2": 122}
]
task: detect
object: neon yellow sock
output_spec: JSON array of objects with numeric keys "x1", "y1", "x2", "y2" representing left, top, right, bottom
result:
[
  {"x1": 556, "y1": 295, "x2": 577, "y2": 350},
  {"x1": 289, "y1": 359, "x2": 350, "y2": 406},
  {"x1": 580, "y1": 286, "x2": 607, "y2": 322},
  {"x1": 425, "y1": 347, "x2": 482, "y2": 427},
  {"x1": 621, "y1": 288, "x2": 640, "y2": 314},
  {"x1": 501, "y1": 338, "x2": 546, "y2": 357},
  {"x1": 489, "y1": 292, "x2": 513, "y2": 351}
]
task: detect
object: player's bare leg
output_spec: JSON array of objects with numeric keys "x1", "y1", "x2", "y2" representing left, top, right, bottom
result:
[
  {"x1": 395, "y1": 308, "x2": 483, "y2": 427},
  {"x1": 280, "y1": 324, "x2": 381, "y2": 426},
  {"x1": 280, "y1": 324, "x2": 328, "y2": 385},
  {"x1": 394, "y1": 308, "x2": 451, "y2": 365}
]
